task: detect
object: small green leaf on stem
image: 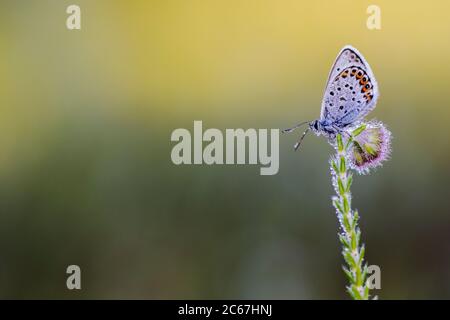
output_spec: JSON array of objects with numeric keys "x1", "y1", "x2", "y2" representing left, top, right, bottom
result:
[
  {"x1": 350, "y1": 285, "x2": 363, "y2": 300},
  {"x1": 364, "y1": 285, "x2": 370, "y2": 300},
  {"x1": 333, "y1": 198, "x2": 344, "y2": 214},
  {"x1": 351, "y1": 210, "x2": 359, "y2": 229},
  {"x1": 346, "y1": 174, "x2": 353, "y2": 192},
  {"x1": 343, "y1": 267, "x2": 355, "y2": 284},
  {"x1": 339, "y1": 156, "x2": 346, "y2": 174},
  {"x1": 351, "y1": 230, "x2": 358, "y2": 251},
  {"x1": 331, "y1": 160, "x2": 339, "y2": 174},
  {"x1": 343, "y1": 196, "x2": 350, "y2": 213},
  {"x1": 338, "y1": 178, "x2": 345, "y2": 196},
  {"x1": 362, "y1": 264, "x2": 368, "y2": 282},
  {"x1": 359, "y1": 245, "x2": 365, "y2": 265},
  {"x1": 337, "y1": 134, "x2": 344, "y2": 152},
  {"x1": 352, "y1": 124, "x2": 367, "y2": 137},
  {"x1": 344, "y1": 250, "x2": 356, "y2": 269},
  {"x1": 339, "y1": 234, "x2": 350, "y2": 248}
]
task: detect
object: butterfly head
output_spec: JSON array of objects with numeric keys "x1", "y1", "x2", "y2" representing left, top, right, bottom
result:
[
  {"x1": 283, "y1": 119, "x2": 334, "y2": 151},
  {"x1": 309, "y1": 120, "x2": 320, "y2": 133}
]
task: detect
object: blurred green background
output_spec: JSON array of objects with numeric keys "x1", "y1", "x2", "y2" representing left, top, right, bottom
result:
[{"x1": 0, "y1": 0, "x2": 449, "y2": 299}]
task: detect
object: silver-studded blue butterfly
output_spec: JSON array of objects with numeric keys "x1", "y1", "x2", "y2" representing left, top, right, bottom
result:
[{"x1": 284, "y1": 45, "x2": 379, "y2": 150}]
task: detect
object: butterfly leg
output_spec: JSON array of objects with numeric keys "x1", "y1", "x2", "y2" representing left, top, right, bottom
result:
[
  {"x1": 332, "y1": 125, "x2": 352, "y2": 139},
  {"x1": 342, "y1": 130, "x2": 353, "y2": 139},
  {"x1": 294, "y1": 128, "x2": 310, "y2": 151},
  {"x1": 331, "y1": 125, "x2": 355, "y2": 149}
]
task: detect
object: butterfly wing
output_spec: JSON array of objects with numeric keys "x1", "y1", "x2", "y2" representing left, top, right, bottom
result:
[{"x1": 320, "y1": 45, "x2": 379, "y2": 126}]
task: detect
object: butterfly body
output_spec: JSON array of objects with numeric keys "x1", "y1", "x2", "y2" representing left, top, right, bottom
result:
[{"x1": 309, "y1": 118, "x2": 340, "y2": 136}]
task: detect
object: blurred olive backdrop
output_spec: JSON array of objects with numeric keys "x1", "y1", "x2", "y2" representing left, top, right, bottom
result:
[{"x1": 0, "y1": 0, "x2": 449, "y2": 299}]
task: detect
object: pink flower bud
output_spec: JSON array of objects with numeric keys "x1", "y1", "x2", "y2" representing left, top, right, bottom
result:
[{"x1": 346, "y1": 121, "x2": 392, "y2": 174}]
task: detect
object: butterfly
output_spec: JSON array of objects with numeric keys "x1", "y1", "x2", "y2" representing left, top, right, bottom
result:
[{"x1": 284, "y1": 45, "x2": 379, "y2": 150}]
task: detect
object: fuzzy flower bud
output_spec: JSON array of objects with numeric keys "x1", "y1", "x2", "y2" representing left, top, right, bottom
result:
[{"x1": 346, "y1": 121, "x2": 392, "y2": 174}]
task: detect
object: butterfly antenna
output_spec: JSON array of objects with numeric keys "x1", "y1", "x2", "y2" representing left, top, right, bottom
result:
[
  {"x1": 282, "y1": 121, "x2": 311, "y2": 134},
  {"x1": 294, "y1": 128, "x2": 310, "y2": 151}
]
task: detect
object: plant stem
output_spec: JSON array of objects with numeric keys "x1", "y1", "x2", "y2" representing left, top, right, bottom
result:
[{"x1": 331, "y1": 133, "x2": 370, "y2": 300}]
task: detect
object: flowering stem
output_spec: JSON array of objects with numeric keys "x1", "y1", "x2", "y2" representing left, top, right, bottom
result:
[{"x1": 331, "y1": 130, "x2": 370, "y2": 300}]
